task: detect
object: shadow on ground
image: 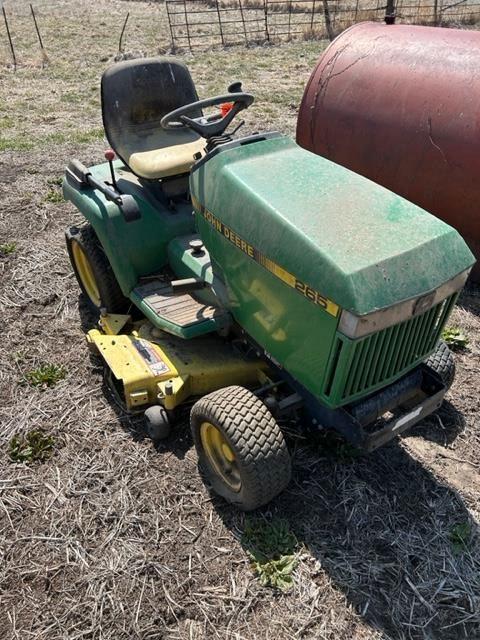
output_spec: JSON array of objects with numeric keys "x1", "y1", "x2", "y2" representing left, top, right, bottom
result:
[
  {"x1": 407, "y1": 399, "x2": 466, "y2": 446},
  {"x1": 100, "y1": 393, "x2": 479, "y2": 638},
  {"x1": 215, "y1": 422, "x2": 480, "y2": 639},
  {"x1": 459, "y1": 282, "x2": 480, "y2": 316},
  {"x1": 78, "y1": 290, "x2": 479, "y2": 639},
  {"x1": 102, "y1": 367, "x2": 478, "y2": 639}
]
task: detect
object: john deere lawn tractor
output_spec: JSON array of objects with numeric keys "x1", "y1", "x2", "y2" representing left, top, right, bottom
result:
[{"x1": 63, "y1": 57, "x2": 474, "y2": 511}]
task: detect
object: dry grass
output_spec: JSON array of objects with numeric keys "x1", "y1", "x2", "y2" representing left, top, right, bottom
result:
[{"x1": 1, "y1": 1, "x2": 480, "y2": 639}]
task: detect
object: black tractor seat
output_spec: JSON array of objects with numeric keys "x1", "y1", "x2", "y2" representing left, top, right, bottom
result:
[{"x1": 101, "y1": 57, "x2": 205, "y2": 180}]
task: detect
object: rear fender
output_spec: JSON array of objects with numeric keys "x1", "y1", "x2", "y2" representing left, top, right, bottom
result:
[
  {"x1": 62, "y1": 160, "x2": 196, "y2": 297},
  {"x1": 63, "y1": 173, "x2": 139, "y2": 295}
]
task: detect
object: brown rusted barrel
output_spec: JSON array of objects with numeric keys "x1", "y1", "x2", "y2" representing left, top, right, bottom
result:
[{"x1": 297, "y1": 22, "x2": 480, "y2": 281}]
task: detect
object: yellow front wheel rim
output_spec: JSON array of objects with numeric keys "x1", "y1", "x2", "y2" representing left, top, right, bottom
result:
[
  {"x1": 200, "y1": 422, "x2": 241, "y2": 492},
  {"x1": 71, "y1": 241, "x2": 101, "y2": 307}
]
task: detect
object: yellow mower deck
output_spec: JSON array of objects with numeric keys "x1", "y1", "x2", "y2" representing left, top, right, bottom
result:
[{"x1": 87, "y1": 314, "x2": 267, "y2": 411}]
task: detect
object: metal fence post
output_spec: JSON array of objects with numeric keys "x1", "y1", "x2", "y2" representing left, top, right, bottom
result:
[
  {"x1": 2, "y1": 5, "x2": 16, "y2": 70},
  {"x1": 165, "y1": 1, "x2": 176, "y2": 50},
  {"x1": 354, "y1": 0, "x2": 360, "y2": 21},
  {"x1": 215, "y1": 0, "x2": 225, "y2": 46},
  {"x1": 385, "y1": 0, "x2": 396, "y2": 23},
  {"x1": 118, "y1": 11, "x2": 130, "y2": 54},
  {"x1": 239, "y1": 0, "x2": 249, "y2": 44},
  {"x1": 323, "y1": 0, "x2": 334, "y2": 40},
  {"x1": 264, "y1": 0, "x2": 270, "y2": 41},
  {"x1": 183, "y1": 0, "x2": 192, "y2": 50},
  {"x1": 310, "y1": 0, "x2": 317, "y2": 30}
]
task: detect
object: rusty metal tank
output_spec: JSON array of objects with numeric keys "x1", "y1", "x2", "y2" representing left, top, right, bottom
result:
[{"x1": 296, "y1": 22, "x2": 480, "y2": 281}]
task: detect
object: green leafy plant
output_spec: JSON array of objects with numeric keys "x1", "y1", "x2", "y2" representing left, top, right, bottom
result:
[
  {"x1": 24, "y1": 363, "x2": 66, "y2": 388},
  {"x1": 449, "y1": 522, "x2": 473, "y2": 553},
  {"x1": 9, "y1": 429, "x2": 55, "y2": 464},
  {"x1": 44, "y1": 187, "x2": 63, "y2": 204},
  {"x1": 242, "y1": 517, "x2": 298, "y2": 591},
  {"x1": 47, "y1": 176, "x2": 63, "y2": 187},
  {"x1": 0, "y1": 136, "x2": 35, "y2": 152},
  {"x1": 442, "y1": 327, "x2": 469, "y2": 350},
  {"x1": 316, "y1": 430, "x2": 362, "y2": 462},
  {"x1": 0, "y1": 242, "x2": 17, "y2": 256},
  {"x1": 73, "y1": 128, "x2": 104, "y2": 144}
]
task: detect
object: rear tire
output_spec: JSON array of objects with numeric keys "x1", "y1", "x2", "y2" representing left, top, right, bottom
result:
[
  {"x1": 190, "y1": 385, "x2": 291, "y2": 511},
  {"x1": 66, "y1": 224, "x2": 128, "y2": 313},
  {"x1": 425, "y1": 340, "x2": 455, "y2": 390}
]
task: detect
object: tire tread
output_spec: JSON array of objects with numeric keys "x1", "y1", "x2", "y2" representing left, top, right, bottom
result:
[
  {"x1": 66, "y1": 224, "x2": 127, "y2": 313},
  {"x1": 425, "y1": 340, "x2": 455, "y2": 390},
  {"x1": 191, "y1": 385, "x2": 291, "y2": 511}
]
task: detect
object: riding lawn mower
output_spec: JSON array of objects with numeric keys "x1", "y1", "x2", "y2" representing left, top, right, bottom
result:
[{"x1": 63, "y1": 57, "x2": 475, "y2": 511}]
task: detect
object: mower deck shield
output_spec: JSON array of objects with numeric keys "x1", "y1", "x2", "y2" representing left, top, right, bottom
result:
[{"x1": 87, "y1": 319, "x2": 266, "y2": 411}]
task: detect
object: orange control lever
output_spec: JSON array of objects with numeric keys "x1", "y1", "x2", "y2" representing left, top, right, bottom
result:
[{"x1": 220, "y1": 102, "x2": 234, "y2": 117}]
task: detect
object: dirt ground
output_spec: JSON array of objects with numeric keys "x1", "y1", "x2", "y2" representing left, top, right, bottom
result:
[{"x1": 0, "y1": 1, "x2": 479, "y2": 639}]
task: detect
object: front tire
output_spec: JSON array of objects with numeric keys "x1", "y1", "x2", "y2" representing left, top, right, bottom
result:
[
  {"x1": 66, "y1": 224, "x2": 128, "y2": 313},
  {"x1": 190, "y1": 386, "x2": 291, "y2": 511},
  {"x1": 425, "y1": 340, "x2": 455, "y2": 390}
]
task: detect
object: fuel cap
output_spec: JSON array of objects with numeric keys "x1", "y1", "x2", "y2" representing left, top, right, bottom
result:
[{"x1": 189, "y1": 239, "x2": 204, "y2": 255}]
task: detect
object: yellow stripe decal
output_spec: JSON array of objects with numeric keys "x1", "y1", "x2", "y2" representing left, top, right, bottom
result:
[{"x1": 194, "y1": 203, "x2": 340, "y2": 318}]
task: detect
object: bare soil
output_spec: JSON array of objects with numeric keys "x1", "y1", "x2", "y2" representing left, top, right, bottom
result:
[{"x1": 0, "y1": 2, "x2": 479, "y2": 639}]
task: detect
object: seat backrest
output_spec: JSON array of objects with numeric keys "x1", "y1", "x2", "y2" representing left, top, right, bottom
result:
[{"x1": 101, "y1": 57, "x2": 201, "y2": 166}]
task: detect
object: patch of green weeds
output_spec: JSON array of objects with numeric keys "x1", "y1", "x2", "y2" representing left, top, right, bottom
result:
[
  {"x1": 73, "y1": 128, "x2": 104, "y2": 144},
  {"x1": 24, "y1": 363, "x2": 67, "y2": 388},
  {"x1": 47, "y1": 176, "x2": 63, "y2": 187},
  {"x1": 13, "y1": 351, "x2": 26, "y2": 364},
  {"x1": 44, "y1": 132, "x2": 67, "y2": 145},
  {"x1": 60, "y1": 91, "x2": 83, "y2": 104},
  {"x1": 9, "y1": 429, "x2": 55, "y2": 464},
  {"x1": 449, "y1": 522, "x2": 473, "y2": 553},
  {"x1": 332, "y1": 441, "x2": 362, "y2": 463},
  {"x1": 44, "y1": 187, "x2": 64, "y2": 204},
  {"x1": 0, "y1": 242, "x2": 17, "y2": 256},
  {"x1": 242, "y1": 517, "x2": 298, "y2": 591},
  {"x1": 0, "y1": 116, "x2": 14, "y2": 130},
  {"x1": 316, "y1": 431, "x2": 362, "y2": 463},
  {"x1": 0, "y1": 136, "x2": 35, "y2": 152},
  {"x1": 442, "y1": 326, "x2": 469, "y2": 350}
]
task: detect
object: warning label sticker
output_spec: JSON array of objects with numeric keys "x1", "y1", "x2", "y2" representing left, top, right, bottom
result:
[{"x1": 132, "y1": 339, "x2": 170, "y2": 376}]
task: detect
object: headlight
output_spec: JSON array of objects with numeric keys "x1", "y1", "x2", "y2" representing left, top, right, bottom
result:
[{"x1": 338, "y1": 269, "x2": 470, "y2": 339}]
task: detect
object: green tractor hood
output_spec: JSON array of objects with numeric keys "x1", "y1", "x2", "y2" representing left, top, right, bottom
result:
[{"x1": 191, "y1": 136, "x2": 474, "y2": 316}]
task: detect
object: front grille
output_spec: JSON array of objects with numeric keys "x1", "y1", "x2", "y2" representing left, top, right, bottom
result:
[{"x1": 324, "y1": 293, "x2": 457, "y2": 405}]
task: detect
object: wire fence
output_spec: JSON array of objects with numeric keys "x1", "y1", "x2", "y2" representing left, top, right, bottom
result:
[{"x1": 166, "y1": 0, "x2": 480, "y2": 49}]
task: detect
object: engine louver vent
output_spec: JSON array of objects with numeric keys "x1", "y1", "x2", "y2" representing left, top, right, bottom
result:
[{"x1": 324, "y1": 293, "x2": 456, "y2": 405}]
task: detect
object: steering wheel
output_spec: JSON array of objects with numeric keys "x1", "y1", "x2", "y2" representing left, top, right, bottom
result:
[{"x1": 160, "y1": 93, "x2": 254, "y2": 139}]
